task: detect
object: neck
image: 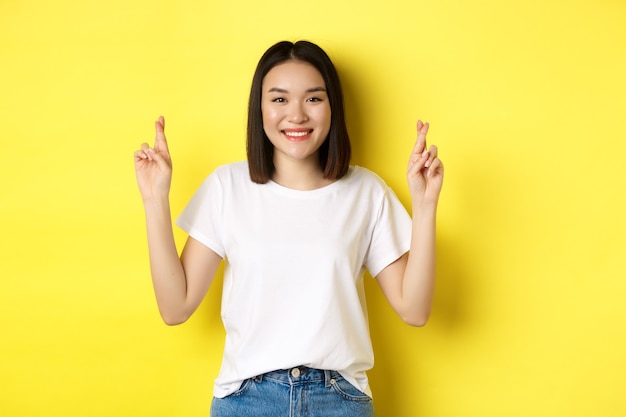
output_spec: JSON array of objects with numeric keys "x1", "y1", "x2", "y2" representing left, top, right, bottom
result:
[{"x1": 272, "y1": 156, "x2": 333, "y2": 191}]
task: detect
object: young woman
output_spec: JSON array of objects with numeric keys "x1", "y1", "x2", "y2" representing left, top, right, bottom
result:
[{"x1": 134, "y1": 40, "x2": 443, "y2": 417}]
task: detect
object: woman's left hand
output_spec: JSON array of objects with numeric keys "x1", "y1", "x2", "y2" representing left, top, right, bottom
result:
[{"x1": 407, "y1": 120, "x2": 444, "y2": 204}]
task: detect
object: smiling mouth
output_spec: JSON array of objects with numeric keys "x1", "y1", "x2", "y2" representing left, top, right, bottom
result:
[{"x1": 282, "y1": 129, "x2": 313, "y2": 140}]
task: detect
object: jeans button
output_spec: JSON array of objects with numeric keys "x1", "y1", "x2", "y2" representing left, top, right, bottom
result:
[{"x1": 291, "y1": 368, "x2": 301, "y2": 378}]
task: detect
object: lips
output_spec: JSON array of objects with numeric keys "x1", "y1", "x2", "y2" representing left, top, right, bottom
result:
[{"x1": 282, "y1": 129, "x2": 313, "y2": 141}]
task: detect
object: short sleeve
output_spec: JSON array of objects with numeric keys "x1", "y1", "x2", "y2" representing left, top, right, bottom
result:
[
  {"x1": 175, "y1": 172, "x2": 225, "y2": 258},
  {"x1": 365, "y1": 186, "x2": 412, "y2": 277}
]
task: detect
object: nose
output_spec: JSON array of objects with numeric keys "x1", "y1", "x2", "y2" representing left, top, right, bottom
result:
[{"x1": 287, "y1": 102, "x2": 308, "y2": 123}]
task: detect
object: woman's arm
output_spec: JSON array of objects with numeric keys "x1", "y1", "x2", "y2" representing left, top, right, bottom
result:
[
  {"x1": 376, "y1": 120, "x2": 444, "y2": 327},
  {"x1": 135, "y1": 117, "x2": 221, "y2": 325}
]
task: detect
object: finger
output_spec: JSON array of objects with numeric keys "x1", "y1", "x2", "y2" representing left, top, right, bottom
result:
[
  {"x1": 150, "y1": 149, "x2": 173, "y2": 174},
  {"x1": 408, "y1": 148, "x2": 430, "y2": 176},
  {"x1": 138, "y1": 142, "x2": 155, "y2": 161},
  {"x1": 134, "y1": 149, "x2": 149, "y2": 162},
  {"x1": 154, "y1": 116, "x2": 170, "y2": 154},
  {"x1": 425, "y1": 144, "x2": 438, "y2": 168},
  {"x1": 428, "y1": 158, "x2": 444, "y2": 177},
  {"x1": 409, "y1": 122, "x2": 430, "y2": 171},
  {"x1": 411, "y1": 120, "x2": 429, "y2": 154},
  {"x1": 418, "y1": 120, "x2": 429, "y2": 145}
]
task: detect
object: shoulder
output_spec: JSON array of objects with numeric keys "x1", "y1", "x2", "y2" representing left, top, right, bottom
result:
[
  {"x1": 211, "y1": 161, "x2": 249, "y2": 178},
  {"x1": 194, "y1": 161, "x2": 250, "y2": 195},
  {"x1": 345, "y1": 166, "x2": 409, "y2": 210},
  {"x1": 204, "y1": 161, "x2": 252, "y2": 186},
  {"x1": 345, "y1": 165, "x2": 389, "y2": 190},
  {"x1": 334, "y1": 166, "x2": 395, "y2": 207}
]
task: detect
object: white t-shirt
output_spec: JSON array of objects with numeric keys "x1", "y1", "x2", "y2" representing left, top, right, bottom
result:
[{"x1": 176, "y1": 161, "x2": 412, "y2": 398}]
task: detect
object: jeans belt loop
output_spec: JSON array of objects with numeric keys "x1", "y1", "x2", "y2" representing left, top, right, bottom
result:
[{"x1": 324, "y1": 369, "x2": 333, "y2": 387}]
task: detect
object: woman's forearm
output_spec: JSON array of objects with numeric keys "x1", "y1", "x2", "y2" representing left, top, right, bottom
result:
[
  {"x1": 143, "y1": 196, "x2": 189, "y2": 325},
  {"x1": 401, "y1": 202, "x2": 438, "y2": 326}
]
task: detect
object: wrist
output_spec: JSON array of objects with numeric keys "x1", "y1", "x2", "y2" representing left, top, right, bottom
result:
[
  {"x1": 411, "y1": 200, "x2": 438, "y2": 217},
  {"x1": 143, "y1": 193, "x2": 171, "y2": 213}
]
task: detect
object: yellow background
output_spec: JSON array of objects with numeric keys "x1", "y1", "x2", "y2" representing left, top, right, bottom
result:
[{"x1": 2, "y1": 0, "x2": 625, "y2": 416}]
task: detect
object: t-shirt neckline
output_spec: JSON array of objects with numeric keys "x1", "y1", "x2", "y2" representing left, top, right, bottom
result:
[{"x1": 266, "y1": 166, "x2": 355, "y2": 197}]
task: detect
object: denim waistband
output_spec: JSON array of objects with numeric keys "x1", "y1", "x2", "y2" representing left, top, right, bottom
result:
[{"x1": 257, "y1": 366, "x2": 340, "y2": 387}]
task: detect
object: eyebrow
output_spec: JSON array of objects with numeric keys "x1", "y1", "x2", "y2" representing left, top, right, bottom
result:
[{"x1": 266, "y1": 86, "x2": 327, "y2": 93}]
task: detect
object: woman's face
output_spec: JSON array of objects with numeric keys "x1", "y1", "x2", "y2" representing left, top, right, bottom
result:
[{"x1": 261, "y1": 60, "x2": 331, "y2": 167}]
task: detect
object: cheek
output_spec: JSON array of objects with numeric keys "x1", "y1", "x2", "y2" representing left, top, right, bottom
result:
[
  {"x1": 261, "y1": 110, "x2": 282, "y2": 141},
  {"x1": 261, "y1": 106, "x2": 279, "y2": 128},
  {"x1": 317, "y1": 106, "x2": 332, "y2": 131}
]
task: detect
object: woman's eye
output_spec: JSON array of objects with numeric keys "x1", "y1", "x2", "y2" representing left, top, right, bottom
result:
[
  {"x1": 272, "y1": 97, "x2": 286, "y2": 103},
  {"x1": 307, "y1": 97, "x2": 322, "y2": 102}
]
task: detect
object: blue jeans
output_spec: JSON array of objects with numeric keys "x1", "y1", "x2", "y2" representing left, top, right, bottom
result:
[{"x1": 210, "y1": 367, "x2": 375, "y2": 417}]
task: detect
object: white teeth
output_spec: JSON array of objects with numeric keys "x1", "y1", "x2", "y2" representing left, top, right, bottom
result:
[{"x1": 284, "y1": 130, "x2": 310, "y2": 137}]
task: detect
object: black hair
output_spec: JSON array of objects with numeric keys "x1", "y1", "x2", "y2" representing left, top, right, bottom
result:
[{"x1": 247, "y1": 40, "x2": 351, "y2": 183}]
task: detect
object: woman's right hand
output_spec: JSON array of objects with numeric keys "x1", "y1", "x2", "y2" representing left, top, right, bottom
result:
[{"x1": 134, "y1": 116, "x2": 173, "y2": 202}]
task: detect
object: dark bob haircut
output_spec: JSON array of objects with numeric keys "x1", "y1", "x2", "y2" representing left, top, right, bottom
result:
[{"x1": 247, "y1": 40, "x2": 351, "y2": 184}]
